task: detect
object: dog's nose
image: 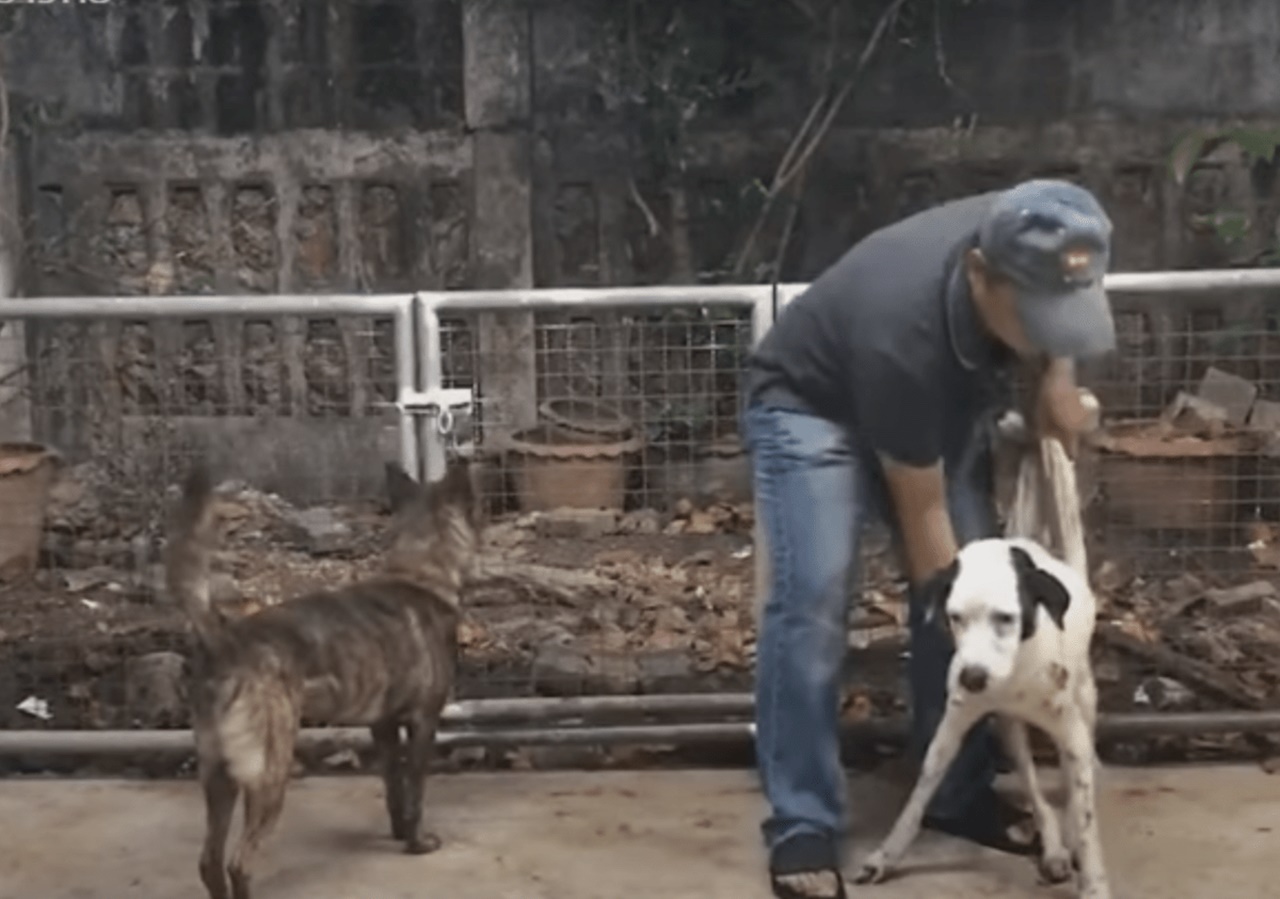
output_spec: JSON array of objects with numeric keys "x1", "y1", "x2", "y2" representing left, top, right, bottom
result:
[{"x1": 958, "y1": 665, "x2": 989, "y2": 693}]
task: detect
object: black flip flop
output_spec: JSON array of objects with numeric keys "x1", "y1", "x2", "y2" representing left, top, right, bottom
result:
[
  {"x1": 923, "y1": 789, "x2": 1041, "y2": 857},
  {"x1": 769, "y1": 832, "x2": 847, "y2": 899}
]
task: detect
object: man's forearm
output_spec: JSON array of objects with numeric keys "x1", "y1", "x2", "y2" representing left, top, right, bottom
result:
[
  {"x1": 898, "y1": 503, "x2": 958, "y2": 583},
  {"x1": 880, "y1": 457, "x2": 959, "y2": 583},
  {"x1": 1042, "y1": 356, "x2": 1076, "y2": 383}
]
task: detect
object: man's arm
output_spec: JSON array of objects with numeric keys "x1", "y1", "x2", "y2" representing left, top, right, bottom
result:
[
  {"x1": 857, "y1": 356, "x2": 953, "y2": 582},
  {"x1": 880, "y1": 456, "x2": 956, "y2": 583},
  {"x1": 1033, "y1": 357, "x2": 1098, "y2": 457}
]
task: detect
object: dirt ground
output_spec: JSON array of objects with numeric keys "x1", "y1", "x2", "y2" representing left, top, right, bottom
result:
[
  {"x1": 4, "y1": 456, "x2": 1280, "y2": 769},
  {"x1": 2, "y1": 764, "x2": 1277, "y2": 899}
]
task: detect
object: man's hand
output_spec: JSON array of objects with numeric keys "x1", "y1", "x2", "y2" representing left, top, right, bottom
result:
[{"x1": 1034, "y1": 359, "x2": 1099, "y2": 458}]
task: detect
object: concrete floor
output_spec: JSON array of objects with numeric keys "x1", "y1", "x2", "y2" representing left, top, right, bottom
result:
[{"x1": 1, "y1": 763, "x2": 1276, "y2": 899}]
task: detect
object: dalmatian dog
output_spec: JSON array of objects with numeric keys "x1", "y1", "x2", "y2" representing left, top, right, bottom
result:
[{"x1": 855, "y1": 536, "x2": 1110, "y2": 899}]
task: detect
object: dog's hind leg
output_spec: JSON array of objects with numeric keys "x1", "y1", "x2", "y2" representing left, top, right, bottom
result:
[
  {"x1": 225, "y1": 710, "x2": 295, "y2": 899},
  {"x1": 227, "y1": 776, "x2": 289, "y2": 899},
  {"x1": 997, "y1": 717, "x2": 1070, "y2": 884},
  {"x1": 854, "y1": 702, "x2": 983, "y2": 884},
  {"x1": 400, "y1": 710, "x2": 443, "y2": 855},
  {"x1": 372, "y1": 719, "x2": 409, "y2": 840},
  {"x1": 198, "y1": 761, "x2": 239, "y2": 899}
]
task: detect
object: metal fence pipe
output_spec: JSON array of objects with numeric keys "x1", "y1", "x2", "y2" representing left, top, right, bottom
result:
[
  {"x1": 1103, "y1": 267, "x2": 1280, "y2": 293},
  {"x1": 775, "y1": 268, "x2": 1280, "y2": 309},
  {"x1": 6, "y1": 710, "x2": 1280, "y2": 759},
  {"x1": 751, "y1": 293, "x2": 773, "y2": 348},
  {"x1": 424, "y1": 284, "x2": 773, "y2": 314},
  {"x1": 392, "y1": 298, "x2": 420, "y2": 481},
  {"x1": 774, "y1": 283, "x2": 806, "y2": 311},
  {"x1": 443, "y1": 694, "x2": 755, "y2": 725},
  {"x1": 413, "y1": 295, "x2": 448, "y2": 484},
  {"x1": 0, "y1": 293, "x2": 416, "y2": 319}
]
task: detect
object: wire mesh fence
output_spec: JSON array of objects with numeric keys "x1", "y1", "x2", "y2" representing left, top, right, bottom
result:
[
  {"x1": 1067, "y1": 290, "x2": 1280, "y2": 716},
  {"x1": 427, "y1": 297, "x2": 763, "y2": 700},
  {"x1": 1081, "y1": 294, "x2": 1280, "y2": 581},
  {"x1": 0, "y1": 299, "x2": 415, "y2": 733},
  {"x1": 4, "y1": 279, "x2": 1280, "y2": 738},
  {"x1": 439, "y1": 307, "x2": 753, "y2": 513}
]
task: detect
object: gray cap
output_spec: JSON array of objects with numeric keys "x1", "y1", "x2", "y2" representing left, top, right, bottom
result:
[{"x1": 978, "y1": 179, "x2": 1116, "y2": 358}]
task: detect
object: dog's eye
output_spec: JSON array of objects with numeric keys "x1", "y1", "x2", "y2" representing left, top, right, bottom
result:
[
  {"x1": 992, "y1": 611, "x2": 1016, "y2": 628},
  {"x1": 947, "y1": 612, "x2": 962, "y2": 626}
]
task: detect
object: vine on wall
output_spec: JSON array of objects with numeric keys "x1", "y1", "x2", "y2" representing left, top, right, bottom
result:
[
  {"x1": 604, "y1": 0, "x2": 982, "y2": 284},
  {"x1": 1170, "y1": 125, "x2": 1280, "y2": 267}
]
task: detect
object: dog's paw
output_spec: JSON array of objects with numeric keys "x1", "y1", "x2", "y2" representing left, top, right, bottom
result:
[
  {"x1": 1036, "y1": 851, "x2": 1074, "y2": 885},
  {"x1": 404, "y1": 832, "x2": 442, "y2": 855},
  {"x1": 852, "y1": 851, "x2": 892, "y2": 885}
]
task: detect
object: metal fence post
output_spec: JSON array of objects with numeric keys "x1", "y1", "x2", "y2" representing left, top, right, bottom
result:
[
  {"x1": 416, "y1": 292, "x2": 450, "y2": 484},
  {"x1": 392, "y1": 295, "x2": 421, "y2": 482}
]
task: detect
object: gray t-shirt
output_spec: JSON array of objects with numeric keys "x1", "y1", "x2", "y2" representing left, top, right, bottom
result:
[{"x1": 747, "y1": 193, "x2": 1015, "y2": 467}]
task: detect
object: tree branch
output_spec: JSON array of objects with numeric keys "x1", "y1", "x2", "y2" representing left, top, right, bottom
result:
[
  {"x1": 628, "y1": 177, "x2": 661, "y2": 237},
  {"x1": 731, "y1": 0, "x2": 909, "y2": 279},
  {"x1": 933, "y1": 0, "x2": 956, "y2": 90},
  {"x1": 785, "y1": 0, "x2": 819, "y2": 23},
  {"x1": 774, "y1": 0, "x2": 908, "y2": 191},
  {"x1": 770, "y1": 164, "x2": 809, "y2": 286}
]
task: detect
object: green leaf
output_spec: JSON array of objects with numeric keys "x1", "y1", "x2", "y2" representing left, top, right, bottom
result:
[
  {"x1": 1169, "y1": 128, "x2": 1224, "y2": 186},
  {"x1": 1208, "y1": 211, "x2": 1251, "y2": 245},
  {"x1": 1224, "y1": 126, "x2": 1280, "y2": 164}
]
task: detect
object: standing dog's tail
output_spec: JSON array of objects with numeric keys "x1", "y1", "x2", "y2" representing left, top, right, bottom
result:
[{"x1": 166, "y1": 466, "x2": 225, "y2": 652}]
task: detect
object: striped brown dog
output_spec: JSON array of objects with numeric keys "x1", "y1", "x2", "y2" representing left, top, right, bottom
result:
[{"x1": 167, "y1": 460, "x2": 479, "y2": 899}]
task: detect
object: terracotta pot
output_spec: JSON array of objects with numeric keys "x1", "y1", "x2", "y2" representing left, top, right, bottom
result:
[
  {"x1": 0, "y1": 442, "x2": 61, "y2": 581},
  {"x1": 1091, "y1": 420, "x2": 1256, "y2": 531},
  {"x1": 506, "y1": 423, "x2": 643, "y2": 512},
  {"x1": 695, "y1": 436, "x2": 751, "y2": 505}
]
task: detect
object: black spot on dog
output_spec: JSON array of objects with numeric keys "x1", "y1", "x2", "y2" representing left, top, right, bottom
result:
[{"x1": 1010, "y1": 546, "x2": 1070, "y2": 639}]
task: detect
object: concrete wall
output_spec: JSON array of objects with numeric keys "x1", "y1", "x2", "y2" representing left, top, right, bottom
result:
[
  {"x1": 529, "y1": 0, "x2": 1280, "y2": 283},
  {"x1": 0, "y1": 0, "x2": 1277, "y2": 498}
]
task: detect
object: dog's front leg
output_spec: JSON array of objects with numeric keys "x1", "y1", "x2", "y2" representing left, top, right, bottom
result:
[
  {"x1": 855, "y1": 701, "x2": 983, "y2": 884},
  {"x1": 1060, "y1": 711, "x2": 1110, "y2": 899},
  {"x1": 400, "y1": 711, "x2": 443, "y2": 855},
  {"x1": 998, "y1": 716, "x2": 1070, "y2": 884}
]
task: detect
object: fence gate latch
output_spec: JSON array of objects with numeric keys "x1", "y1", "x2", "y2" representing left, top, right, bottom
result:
[{"x1": 398, "y1": 387, "x2": 476, "y2": 451}]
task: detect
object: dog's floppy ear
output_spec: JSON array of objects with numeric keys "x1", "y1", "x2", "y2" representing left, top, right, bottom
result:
[
  {"x1": 1010, "y1": 545, "x2": 1070, "y2": 638},
  {"x1": 385, "y1": 462, "x2": 424, "y2": 514},
  {"x1": 919, "y1": 557, "x2": 960, "y2": 630}
]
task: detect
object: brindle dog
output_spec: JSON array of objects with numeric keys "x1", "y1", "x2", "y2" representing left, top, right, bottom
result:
[{"x1": 167, "y1": 460, "x2": 479, "y2": 899}]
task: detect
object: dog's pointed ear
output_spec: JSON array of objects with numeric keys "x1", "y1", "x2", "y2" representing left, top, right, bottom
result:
[
  {"x1": 919, "y1": 557, "x2": 960, "y2": 630},
  {"x1": 385, "y1": 462, "x2": 424, "y2": 514},
  {"x1": 1010, "y1": 545, "x2": 1070, "y2": 637},
  {"x1": 441, "y1": 457, "x2": 474, "y2": 500},
  {"x1": 424, "y1": 458, "x2": 474, "y2": 506},
  {"x1": 413, "y1": 458, "x2": 477, "y2": 514}
]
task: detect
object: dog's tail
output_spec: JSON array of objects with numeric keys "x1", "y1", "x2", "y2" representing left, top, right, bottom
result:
[{"x1": 166, "y1": 465, "x2": 224, "y2": 652}]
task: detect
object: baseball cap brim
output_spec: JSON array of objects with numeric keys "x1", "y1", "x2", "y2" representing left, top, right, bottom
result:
[{"x1": 1015, "y1": 279, "x2": 1116, "y2": 359}]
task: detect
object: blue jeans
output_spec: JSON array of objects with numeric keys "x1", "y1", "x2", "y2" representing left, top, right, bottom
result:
[{"x1": 745, "y1": 404, "x2": 1000, "y2": 855}]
